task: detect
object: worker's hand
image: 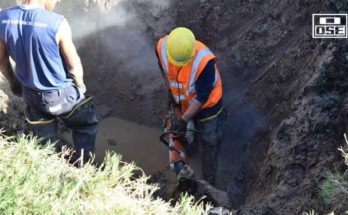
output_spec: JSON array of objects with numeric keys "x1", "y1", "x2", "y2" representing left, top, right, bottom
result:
[
  {"x1": 10, "y1": 82, "x2": 22, "y2": 97},
  {"x1": 172, "y1": 118, "x2": 187, "y2": 137}
]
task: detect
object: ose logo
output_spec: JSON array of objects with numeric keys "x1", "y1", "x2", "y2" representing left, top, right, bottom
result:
[{"x1": 312, "y1": 14, "x2": 347, "y2": 38}]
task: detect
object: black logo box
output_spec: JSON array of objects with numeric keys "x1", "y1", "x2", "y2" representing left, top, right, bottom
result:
[{"x1": 313, "y1": 14, "x2": 347, "y2": 25}]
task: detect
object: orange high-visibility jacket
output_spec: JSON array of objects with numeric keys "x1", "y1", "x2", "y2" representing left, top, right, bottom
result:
[{"x1": 157, "y1": 36, "x2": 223, "y2": 113}]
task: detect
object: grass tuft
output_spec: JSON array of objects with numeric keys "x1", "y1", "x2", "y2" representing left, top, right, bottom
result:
[{"x1": 0, "y1": 133, "x2": 208, "y2": 215}]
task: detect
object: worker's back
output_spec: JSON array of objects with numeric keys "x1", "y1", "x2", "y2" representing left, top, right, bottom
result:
[{"x1": 0, "y1": 5, "x2": 72, "y2": 91}]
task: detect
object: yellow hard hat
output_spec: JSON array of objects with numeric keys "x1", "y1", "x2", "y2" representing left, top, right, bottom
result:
[{"x1": 167, "y1": 27, "x2": 196, "y2": 66}]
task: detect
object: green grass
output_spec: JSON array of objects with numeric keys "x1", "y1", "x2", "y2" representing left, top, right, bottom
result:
[
  {"x1": 302, "y1": 210, "x2": 319, "y2": 215},
  {"x1": 304, "y1": 134, "x2": 348, "y2": 215},
  {"x1": 309, "y1": 134, "x2": 348, "y2": 215},
  {"x1": 320, "y1": 135, "x2": 348, "y2": 200},
  {"x1": 0, "y1": 133, "x2": 208, "y2": 215}
]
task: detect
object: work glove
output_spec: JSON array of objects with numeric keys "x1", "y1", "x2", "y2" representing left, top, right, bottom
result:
[
  {"x1": 10, "y1": 82, "x2": 22, "y2": 97},
  {"x1": 172, "y1": 118, "x2": 187, "y2": 137}
]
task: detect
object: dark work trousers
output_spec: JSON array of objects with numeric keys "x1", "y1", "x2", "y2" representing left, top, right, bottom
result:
[
  {"x1": 196, "y1": 109, "x2": 227, "y2": 186},
  {"x1": 22, "y1": 85, "x2": 98, "y2": 162}
]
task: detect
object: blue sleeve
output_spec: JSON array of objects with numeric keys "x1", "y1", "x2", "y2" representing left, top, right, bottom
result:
[{"x1": 195, "y1": 59, "x2": 215, "y2": 104}]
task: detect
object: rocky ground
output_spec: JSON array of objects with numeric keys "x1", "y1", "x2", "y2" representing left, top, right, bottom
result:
[{"x1": 0, "y1": 0, "x2": 348, "y2": 214}]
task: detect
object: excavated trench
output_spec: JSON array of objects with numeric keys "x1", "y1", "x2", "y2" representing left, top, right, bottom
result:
[
  {"x1": 1, "y1": 0, "x2": 348, "y2": 214},
  {"x1": 56, "y1": 0, "x2": 265, "y2": 208}
]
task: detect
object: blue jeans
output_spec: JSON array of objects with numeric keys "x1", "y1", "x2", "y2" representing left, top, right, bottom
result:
[
  {"x1": 22, "y1": 85, "x2": 98, "y2": 162},
  {"x1": 196, "y1": 109, "x2": 227, "y2": 185}
]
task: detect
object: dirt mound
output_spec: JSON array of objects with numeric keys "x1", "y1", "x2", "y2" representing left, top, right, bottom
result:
[
  {"x1": 242, "y1": 43, "x2": 348, "y2": 214},
  {"x1": 54, "y1": 0, "x2": 171, "y2": 126}
]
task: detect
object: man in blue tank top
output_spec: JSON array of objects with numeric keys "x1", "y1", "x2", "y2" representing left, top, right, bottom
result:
[{"x1": 0, "y1": 0, "x2": 98, "y2": 164}]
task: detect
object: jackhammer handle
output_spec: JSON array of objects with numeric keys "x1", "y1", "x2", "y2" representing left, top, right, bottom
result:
[{"x1": 159, "y1": 130, "x2": 181, "y2": 146}]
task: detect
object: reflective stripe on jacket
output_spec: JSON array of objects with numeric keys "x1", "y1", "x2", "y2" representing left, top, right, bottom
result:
[{"x1": 157, "y1": 36, "x2": 223, "y2": 112}]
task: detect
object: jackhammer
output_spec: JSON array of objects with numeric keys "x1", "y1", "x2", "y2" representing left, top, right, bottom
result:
[
  {"x1": 159, "y1": 105, "x2": 232, "y2": 211},
  {"x1": 159, "y1": 104, "x2": 196, "y2": 178}
]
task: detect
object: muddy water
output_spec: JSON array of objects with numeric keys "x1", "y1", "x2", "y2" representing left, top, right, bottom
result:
[
  {"x1": 64, "y1": 117, "x2": 201, "y2": 179},
  {"x1": 94, "y1": 117, "x2": 168, "y2": 174}
]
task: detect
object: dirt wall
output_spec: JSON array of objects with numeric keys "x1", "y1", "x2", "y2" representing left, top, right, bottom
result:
[
  {"x1": 162, "y1": 0, "x2": 348, "y2": 213},
  {"x1": 54, "y1": 0, "x2": 173, "y2": 126}
]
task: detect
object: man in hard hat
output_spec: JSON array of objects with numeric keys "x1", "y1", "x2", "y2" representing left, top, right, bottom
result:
[
  {"x1": 156, "y1": 27, "x2": 226, "y2": 185},
  {"x1": 0, "y1": 0, "x2": 98, "y2": 162}
]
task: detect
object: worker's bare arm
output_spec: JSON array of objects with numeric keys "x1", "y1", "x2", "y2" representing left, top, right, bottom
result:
[
  {"x1": 57, "y1": 18, "x2": 86, "y2": 94},
  {"x1": 181, "y1": 99, "x2": 203, "y2": 122},
  {"x1": 0, "y1": 40, "x2": 14, "y2": 82},
  {"x1": 0, "y1": 40, "x2": 22, "y2": 96}
]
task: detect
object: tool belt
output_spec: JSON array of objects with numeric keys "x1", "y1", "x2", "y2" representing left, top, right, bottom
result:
[
  {"x1": 25, "y1": 96, "x2": 94, "y2": 125},
  {"x1": 25, "y1": 109, "x2": 56, "y2": 125},
  {"x1": 194, "y1": 98, "x2": 224, "y2": 122},
  {"x1": 61, "y1": 96, "x2": 93, "y2": 119},
  {"x1": 198, "y1": 107, "x2": 224, "y2": 122}
]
